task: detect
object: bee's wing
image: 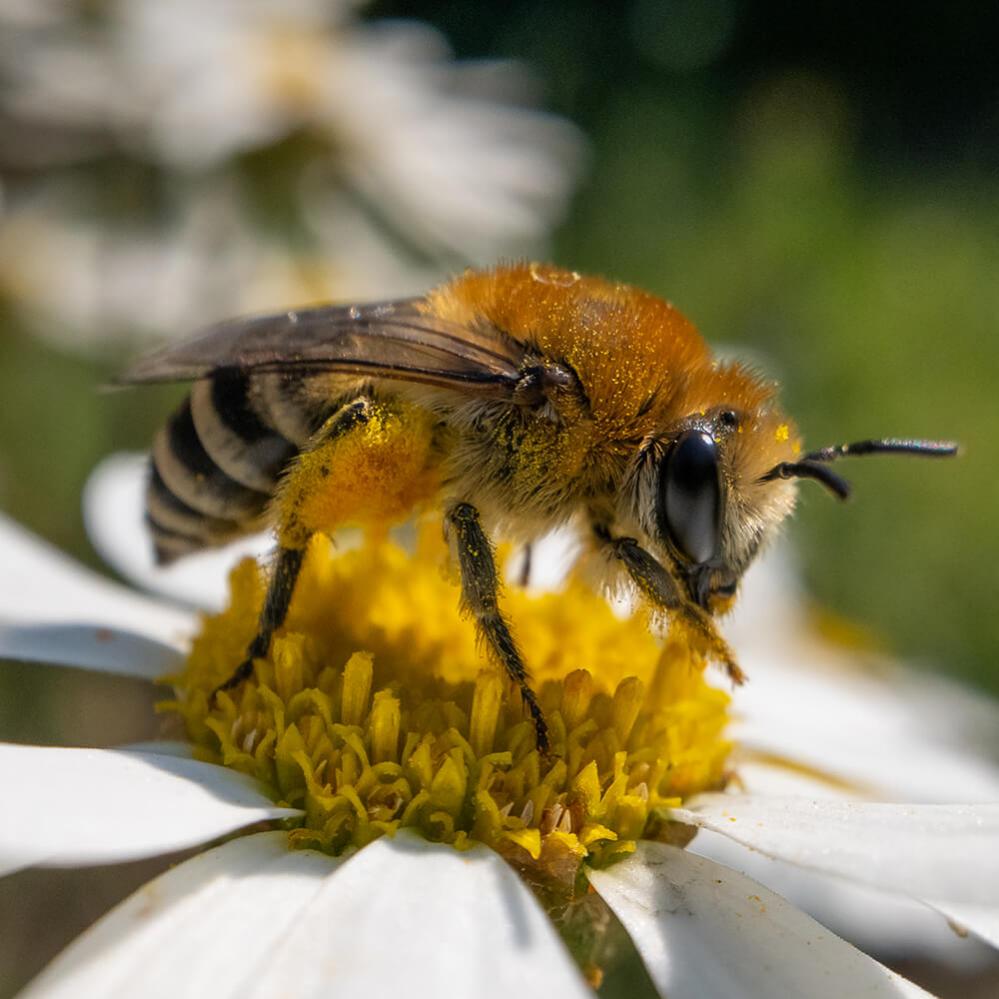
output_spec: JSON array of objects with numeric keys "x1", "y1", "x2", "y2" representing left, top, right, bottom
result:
[{"x1": 118, "y1": 298, "x2": 525, "y2": 395}]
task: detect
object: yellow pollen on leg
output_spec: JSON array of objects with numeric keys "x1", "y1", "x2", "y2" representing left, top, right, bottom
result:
[{"x1": 167, "y1": 525, "x2": 732, "y2": 884}]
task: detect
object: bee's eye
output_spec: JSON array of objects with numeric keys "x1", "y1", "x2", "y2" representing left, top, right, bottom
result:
[{"x1": 659, "y1": 430, "x2": 720, "y2": 565}]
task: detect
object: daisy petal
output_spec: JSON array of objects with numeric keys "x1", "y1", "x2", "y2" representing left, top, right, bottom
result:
[
  {"x1": 83, "y1": 453, "x2": 271, "y2": 612},
  {"x1": 672, "y1": 795, "x2": 999, "y2": 907},
  {"x1": 732, "y1": 668, "x2": 999, "y2": 804},
  {"x1": 590, "y1": 842, "x2": 929, "y2": 999},
  {"x1": 246, "y1": 830, "x2": 595, "y2": 999},
  {"x1": 0, "y1": 744, "x2": 300, "y2": 877},
  {"x1": 726, "y1": 545, "x2": 999, "y2": 802},
  {"x1": 117, "y1": 739, "x2": 196, "y2": 758},
  {"x1": 0, "y1": 511, "x2": 192, "y2": 678},
  {"x1": 22, "y1": 832, "x2": 338, "y2": 998},
  {"x1": 689, "y1": 827, "x2": 992, "y2": 963}
]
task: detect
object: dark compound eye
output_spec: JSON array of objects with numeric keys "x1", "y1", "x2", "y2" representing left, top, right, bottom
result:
[{"x1": 658, "y1": 430, "x2": 721, "y2": 565}]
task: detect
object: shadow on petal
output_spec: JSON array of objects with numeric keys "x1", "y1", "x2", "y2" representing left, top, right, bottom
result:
[{"x1": 0, "y1": 620, "x2": 183, "y2": 679}]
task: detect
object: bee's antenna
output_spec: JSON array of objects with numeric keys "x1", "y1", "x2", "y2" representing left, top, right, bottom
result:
[
  {"x1": 761, "y1": 437, "x2": 959, "y2": 501},
  {"x1": 761, "y1": 461, "x2": 852, "y2": 500},
  {"x1": 801, "y1": 438, "x2": 959, "y2": 463}
]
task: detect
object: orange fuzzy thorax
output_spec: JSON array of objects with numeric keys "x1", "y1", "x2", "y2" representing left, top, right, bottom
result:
[
  {"x1": 429, "y1": 264, "x2": 708, "y2": 431},
  {"x1": 426, "y1": 263, "x2": 800, "y2": 460}
]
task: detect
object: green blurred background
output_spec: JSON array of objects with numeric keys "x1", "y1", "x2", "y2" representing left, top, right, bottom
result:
[{"x1": 2, "y1": 0, "x2": 996, "y2": 687}]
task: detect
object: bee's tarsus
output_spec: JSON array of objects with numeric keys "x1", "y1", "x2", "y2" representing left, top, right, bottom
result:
[
  {"x1": 212, "y1": 545, "x2": 305, "y2": 703},
  {"x1": 524, "y1": 691, "x2": 551, "y2": 757}
]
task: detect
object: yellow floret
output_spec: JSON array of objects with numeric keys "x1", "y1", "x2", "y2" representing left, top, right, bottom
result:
[{"x1": 166, "y1": 522, "x2": 731, "y2": 885}]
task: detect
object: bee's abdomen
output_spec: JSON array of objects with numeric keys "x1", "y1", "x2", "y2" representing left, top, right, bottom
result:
[
  {"x1": 190, "y1": 373, "x2": 298, "y2": 492},
  {"x1": 146, "y1": 464, "x2": 247, "y2": 564},
  {"x1": 147, "y1": 370, "x2": 302, "y2": 564}
]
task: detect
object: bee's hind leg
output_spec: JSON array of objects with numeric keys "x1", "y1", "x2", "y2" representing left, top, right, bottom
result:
[
  {"x1": 447, "y1": 503, "x2": 550, "y2": 754},
  {"x1": 212, "y1": 545, "x2": 305, "y2": 699},
  {"x1": 211, "y1": 397, "x2": 373, "y2": 703},
  {"x1": 595, "y1": 526, "x2": 745, "y2": 685}
]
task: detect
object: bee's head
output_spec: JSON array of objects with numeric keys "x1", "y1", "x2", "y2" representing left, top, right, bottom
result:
[
  {"x1": 628, "y1": 401, "x2": 798, "y2": 613},
  {"x1": 626, "y1": 367, "x2": 957, "y2": 614}
]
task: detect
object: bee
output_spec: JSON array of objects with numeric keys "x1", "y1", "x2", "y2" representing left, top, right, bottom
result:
[{"x1": 122, "y1": 263, "x2": 957, "y2": 752}]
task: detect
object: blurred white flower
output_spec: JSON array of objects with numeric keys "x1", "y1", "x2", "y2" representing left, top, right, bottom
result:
[
  {"x1": 0, "y1": 0, "x2": 584, "y2": 350},
  {"x1": 1, "y1": 458, "x2": 998, "y2": 995},
  {"x1": 0, "y1": 181, "x2": 443, "y2": 347}
]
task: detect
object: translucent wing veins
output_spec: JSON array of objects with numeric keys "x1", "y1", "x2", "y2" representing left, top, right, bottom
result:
[{"x1": 118, "y1": 298, "x2": 526, "y2": 397}]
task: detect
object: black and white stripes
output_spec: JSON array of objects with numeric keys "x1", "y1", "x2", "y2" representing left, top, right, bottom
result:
[{"x1": 146, "y1": 370, "x2": 334, "y2": 564}]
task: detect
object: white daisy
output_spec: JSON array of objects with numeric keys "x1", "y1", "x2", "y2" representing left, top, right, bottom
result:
[
  {"x1": 2, "y1": 459, "x2": 998, "y2": 997},
  {"x1": 0, "y1": 0, "x2": 584, "y2": 348}
]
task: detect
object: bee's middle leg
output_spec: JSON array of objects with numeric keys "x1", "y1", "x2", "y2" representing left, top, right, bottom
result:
[
  {"x1": 447, "y1": 503, "x2": 550, "y2": 753},
  {"x1": 595, "y1": 527, "x2": 745, "y2": 684},
  {"x1": 212, "y1": 397, "x2": 372, "y2": 701}
]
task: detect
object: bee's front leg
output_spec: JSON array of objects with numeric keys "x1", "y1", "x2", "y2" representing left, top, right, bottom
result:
[
  {"x1": 595, "y1": 527, "x2": 746, "y2": 685},
  {"x1": 447, "y1": 503, "x2": 550, "y2": 753}
]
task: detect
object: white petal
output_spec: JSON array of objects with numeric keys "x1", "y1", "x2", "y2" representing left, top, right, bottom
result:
[
  {"x1": 118, "y1": 739, "x2": 196, "y2": 758},
  {"x1": 0, "y1": 744, "x2": 300, "y2": 876},
  {"x1": 722, "y1": 539, "x2": 806, "y2": 651},
  {"x1": 689, "y1": 827, "x2": 994, "y2": 967},
  {"x1": 29, "y1": 829, "x2": 595, "y2": 999},
  {"x1": 672, "y1": 794, "x2": 999, "y2": 907},
  {"x1": 731, "y1": 661, "x2": 999, "y2": 803},
  {"x1": 246, "y1": 830, "x2": 595, "y2": 999},
  {"x1": 22, "y1": 832, "x2": 338, "y2": 999},
  {"x1": 0, "y1": 511, "x2": 192, "y2": 678},
  {"x1": 83, "y1": 453, "x2": 271, "y2": 612},
  {"x1": 591, "y1": 842, "x2": 929, "y2": 999},
  {"x1": 725, "y1": 544, "x2": 999, "y2": 802}
]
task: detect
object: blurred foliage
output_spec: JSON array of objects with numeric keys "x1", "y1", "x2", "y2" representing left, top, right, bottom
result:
[{"x1": 1, "y1": 0, "x2": 996, "y2": 699}]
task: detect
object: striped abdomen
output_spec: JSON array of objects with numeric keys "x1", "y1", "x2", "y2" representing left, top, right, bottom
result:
[{"x1": 147, "y1": 370, "x2": 337, "y2": 564}]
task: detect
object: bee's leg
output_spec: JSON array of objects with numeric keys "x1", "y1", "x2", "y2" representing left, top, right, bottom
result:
[
  {"x1": 212, "y1": 397, "x2": 372, "y2": 701},
  {"x1": 517, "y1": 543, "x2": 533, "y2": 588},
  {"x1": 212, "y1": 545, "x2": 305, "y2": 697},
  {"x1": 595, "y1": 528, "x2": 745, "y2": 685},
  {"x1": 447, "y1": 503, "x2": 550, "y2": 753}
]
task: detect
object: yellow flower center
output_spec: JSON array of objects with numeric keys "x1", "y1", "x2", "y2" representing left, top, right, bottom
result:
[{"x1": 167, "y1": 524, "x2": 731, "y2": 886}]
